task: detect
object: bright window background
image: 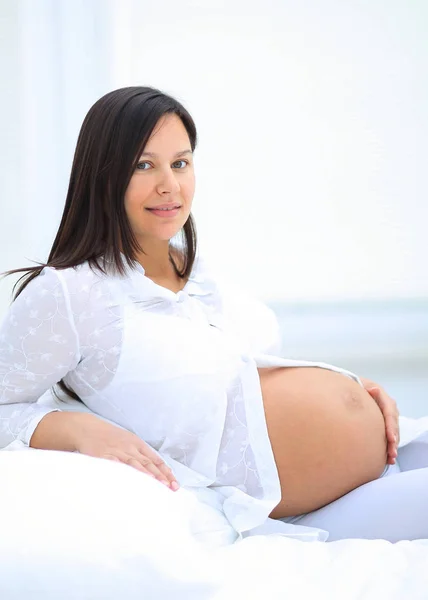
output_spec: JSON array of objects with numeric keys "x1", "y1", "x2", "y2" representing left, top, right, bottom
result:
[{"x1": 1, "y1": 0, "x2": 427, "y2": 414}]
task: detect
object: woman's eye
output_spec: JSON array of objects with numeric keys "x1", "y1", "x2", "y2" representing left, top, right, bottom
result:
[
  {"x1": 172, "y1": 160, "x2": 188, "y2": 169},
  {"x1": 136, "y1": 162, "x2": 151, "y2": 170}
]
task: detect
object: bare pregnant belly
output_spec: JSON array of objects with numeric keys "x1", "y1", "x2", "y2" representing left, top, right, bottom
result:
[{"x1": 259, "y1": 367, "x2": 388, "y2": 518}]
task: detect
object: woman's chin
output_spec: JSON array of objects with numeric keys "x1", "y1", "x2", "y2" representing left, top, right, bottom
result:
[{"x1": 136, "y1": 226, "x2": 183, "y2": 244}]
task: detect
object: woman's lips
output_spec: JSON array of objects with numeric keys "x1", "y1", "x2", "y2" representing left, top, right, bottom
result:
[{"x1": 146, "y1": 206, "x2": 181, "y2": 218}]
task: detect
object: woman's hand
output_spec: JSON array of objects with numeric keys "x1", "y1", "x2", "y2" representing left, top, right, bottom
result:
[
  {"x1": 31, "y1": 411, "x2": 179, "y2": 490},
  {"x1": 74, "y1": 414, "x2": 180, "y2": 490},
  {"x1": 361, "y1": 379, "x2": 400, "y2": 465}
]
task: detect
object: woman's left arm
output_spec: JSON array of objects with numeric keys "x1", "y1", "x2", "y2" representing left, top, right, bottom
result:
[{"x1": 360, "y1": 377, "x2": 399, "y2": 465}]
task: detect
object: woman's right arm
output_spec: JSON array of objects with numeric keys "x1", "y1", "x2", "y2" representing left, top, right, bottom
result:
[
  {"x1": 0, "y1": 267, "x2": 80, "y2": 447},
  {"x1": 0, "y1": 268, "x2": 179, "y2": 489},
  {"x1": 29, "y1": 410, "x2": 179, "y2": 489}
]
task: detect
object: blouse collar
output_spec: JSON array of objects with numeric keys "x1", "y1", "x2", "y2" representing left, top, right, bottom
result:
[{"x1": 103, "y1": 252, "x2": 217, "y2": 300}]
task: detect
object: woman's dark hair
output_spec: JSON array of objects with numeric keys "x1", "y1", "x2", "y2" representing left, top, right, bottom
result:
[{"x1": 4, "y1": 86, "x2": 198, "y2": 399}]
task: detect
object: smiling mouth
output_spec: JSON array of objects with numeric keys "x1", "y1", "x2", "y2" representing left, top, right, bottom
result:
[{"x1": 146, "y1": 205, "x2": 181, "y2": 212}]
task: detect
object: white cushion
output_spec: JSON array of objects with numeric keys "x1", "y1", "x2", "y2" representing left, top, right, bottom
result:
[
  {"x1": 0, "y1": 449, "x2": 227, "y2": 599},
  {"x1": 2, "y1": 449, "x2": 428, "y2": 599}
]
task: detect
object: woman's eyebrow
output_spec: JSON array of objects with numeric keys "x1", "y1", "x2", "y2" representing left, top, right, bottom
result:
[{"x1": 139, "y1": 149, "x2": 193, "y2": 158}]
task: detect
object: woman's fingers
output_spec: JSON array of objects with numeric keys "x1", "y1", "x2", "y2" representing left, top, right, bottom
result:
[
  {"x1": 104, "y1": 453, "x2": 155, "y2": 477},
  {"x1": 125, "y1": 457, "x2": 166, "y2": 481},
  {"x1": 367, "y1": 386, "x2": 399, "y2": 464},
  {"x1": 137, "y1": 444, "x2": 180, "y2": 489},
  {"x1": 103, "y1": 451, "x2": 179, "y2": 490},
  {"x1": 128, "y1": 454, "x2": 172, "y2": 486},
  {"x1": 144, "y1": 456, "x2": 180, "y2": 490},
  {"x1": 385, "y1": 417, "x2": 398, "y2": 464},
  {"x1": 152, "y1": 456, "x2": 177, "y2": 483}
]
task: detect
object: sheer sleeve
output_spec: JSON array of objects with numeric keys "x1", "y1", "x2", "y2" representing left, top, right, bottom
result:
[
  {"x1": 0, "y1": 267, "x2": 80, "y2": 447},
  {"x1": 216, "y1": 280, "x2": 282, "y2": 355}
]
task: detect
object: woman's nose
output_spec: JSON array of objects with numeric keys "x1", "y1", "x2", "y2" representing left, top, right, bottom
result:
[{"x1": 157, "y1": 168, "x2": 180, "y2": 195}]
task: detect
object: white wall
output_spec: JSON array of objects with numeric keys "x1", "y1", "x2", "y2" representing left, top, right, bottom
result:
[
  {"x1": 0, "y1": 0, "x2": 23, "y2": 313},
  {"x1": 124, "y1": 0, "x2": 428, "y2": 303},
  {"x1": 0, "y1": 0, "x2": 119, "y2": 315},
  {"x1": 1, "y1": 0, "x2": 427, "y2": 312}
]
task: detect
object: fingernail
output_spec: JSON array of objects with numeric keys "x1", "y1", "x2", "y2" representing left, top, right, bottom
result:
[{"x1": 170, "y1": 481, "x2": 180, "y2": 491}]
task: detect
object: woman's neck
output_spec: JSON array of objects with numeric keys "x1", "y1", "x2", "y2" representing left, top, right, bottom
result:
[
  {"x1": 134, "y1": 243, "x2": 185, "y2": 292},
  {"x1": 133, "y1": 240, "x2": 170, "y2": 276}
]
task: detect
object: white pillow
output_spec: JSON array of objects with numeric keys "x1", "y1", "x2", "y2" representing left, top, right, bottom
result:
[
  {"x1": 0, "y1": 450, "x2": 228, "y2": 599},
  {"x1": 2, "y1": 448, "x2": 428, "y2": 599}
]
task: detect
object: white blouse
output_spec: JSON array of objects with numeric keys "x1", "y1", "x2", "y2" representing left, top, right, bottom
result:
[{"x1": 0, "y1": 255, "x2": 359, "y2": 537}]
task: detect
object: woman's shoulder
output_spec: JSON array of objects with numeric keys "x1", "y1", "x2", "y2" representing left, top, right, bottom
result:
[
  {"x1": 23, "y1": 262, "x2": 115, "y2": 320},
  {"x1": 44, "y1": 260, "x2": 110, "y2": 289},
  {"x1": 53, "y1": 261, "x2": 121, "y2": 308},
  {"x1": 3, "y1": 263, "x2": 102, "y2": 331}
]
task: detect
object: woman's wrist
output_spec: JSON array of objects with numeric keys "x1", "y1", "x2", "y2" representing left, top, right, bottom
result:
[{"x1": 29, "y1": 411, "x2": 94, "y2": 452}]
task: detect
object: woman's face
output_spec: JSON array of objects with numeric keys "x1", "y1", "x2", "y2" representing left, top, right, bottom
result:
[{"x1": 124, "y1": 114, "x2": 195, "y2": 245}]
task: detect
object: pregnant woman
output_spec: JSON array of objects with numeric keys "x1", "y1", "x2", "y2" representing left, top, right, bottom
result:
[{"x1": 1, "y1": 87, "x2": 427, "y2": 543}]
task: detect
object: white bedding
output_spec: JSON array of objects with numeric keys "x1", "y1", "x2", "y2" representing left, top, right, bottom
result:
[{"x1": 1, "y1": 441, "x2": 428, "y2": 599}]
